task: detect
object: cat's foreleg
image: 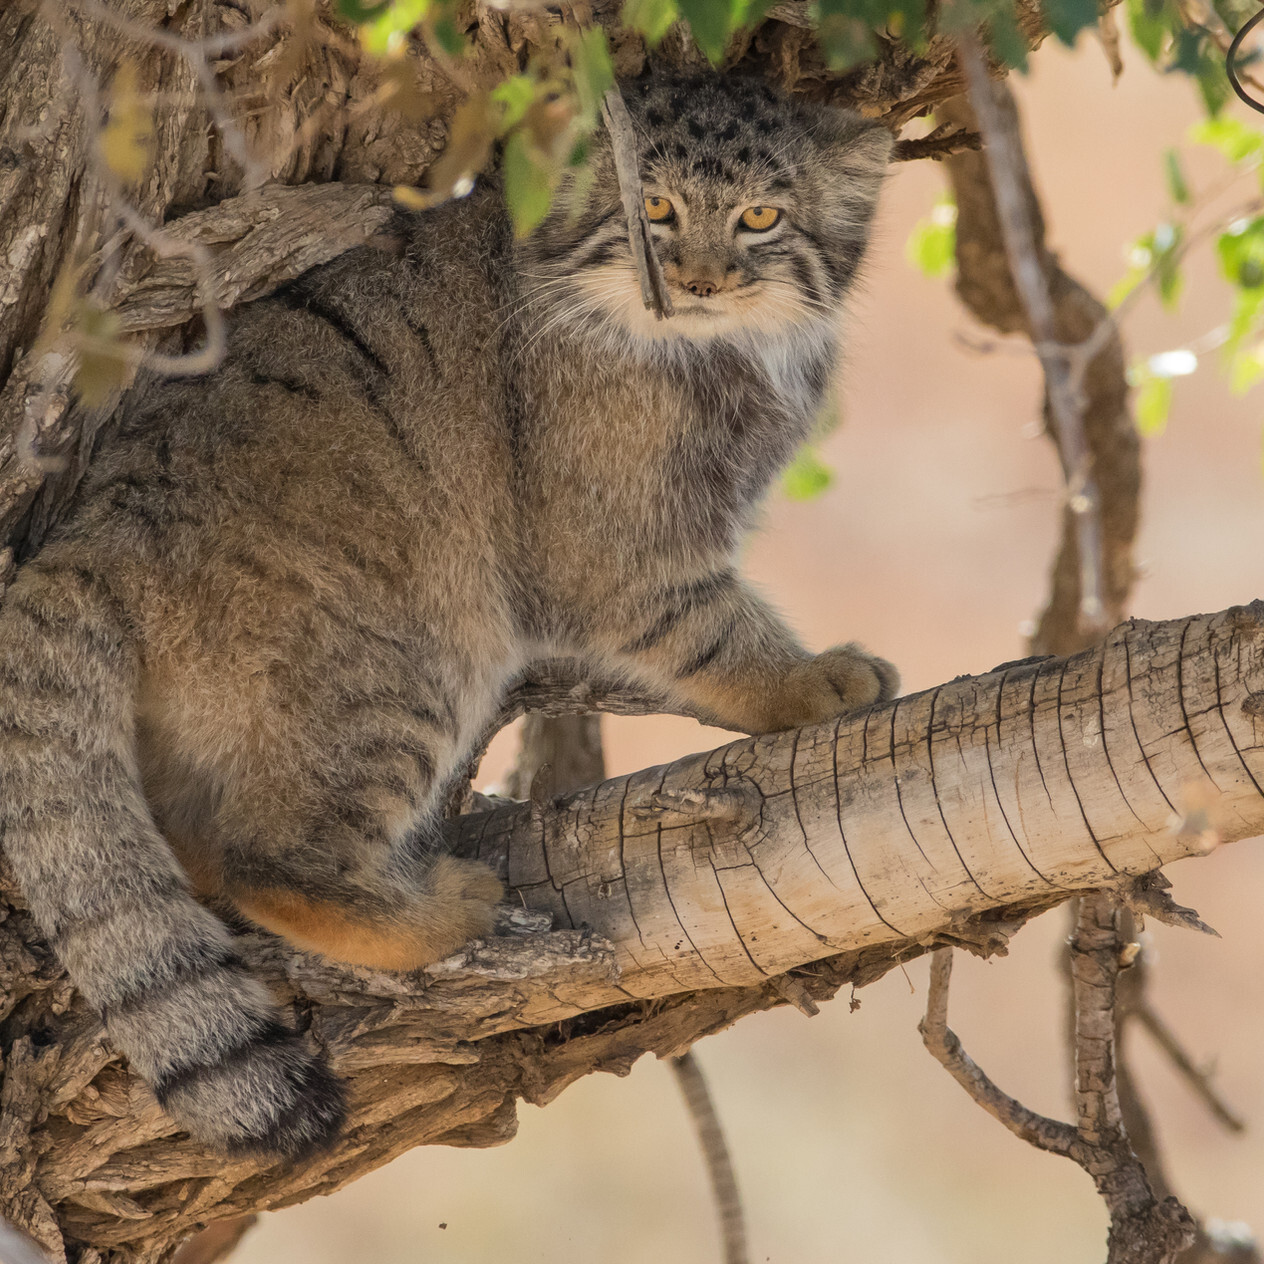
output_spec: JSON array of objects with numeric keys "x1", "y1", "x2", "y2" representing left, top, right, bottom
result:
[{"x1": 594, "y1": 568, "x2": 899, "y2": 734}]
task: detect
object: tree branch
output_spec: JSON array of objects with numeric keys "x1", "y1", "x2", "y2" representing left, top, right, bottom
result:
[
  {"x1": 2, "y1": 603, "x2": 1262, "y2": 1261},
  {"x1": 956, "y1": 36, "x2": 1117, "y2": 645}
]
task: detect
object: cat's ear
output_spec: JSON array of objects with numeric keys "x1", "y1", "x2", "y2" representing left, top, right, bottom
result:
[
  {"x1": 811, "y1": 111, "x2": 891, "y2": 235},
  {"x1": 817, "y1": 111, "x2": 893, "y2": 183}
]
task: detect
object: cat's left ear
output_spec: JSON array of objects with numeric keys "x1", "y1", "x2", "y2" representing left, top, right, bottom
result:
[
  {"x1": 810, "y1": 110, "x2": 892, "y2": 232},
  {"x1": 816, "y1": 111, "x2": 894, "y2": 183}
]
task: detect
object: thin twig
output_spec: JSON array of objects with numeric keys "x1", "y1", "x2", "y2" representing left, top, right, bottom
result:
[
  {"x1": 959, "y1": 34, "x2": 1108, "y2": 640},
  {"x1": 57, "y1": 32, "x2": 228, "y2": 380},
  {"x1": 920, "y1": 948, "x2": 1077, "y2": 1154},
  {"x1": 66, "y1": 0, "x2": 286, "y2": 58},
  {"x1": 671, "y1": 1052, "x2": 750, "y2": 1264},
  {"x1": 893, "y1": 125, "x2": 981, "y2": 162},
  {"x1": 601, "y1": 87, "x2": 673, "y2": 319},
  {"x1": 1134, "y1": 1006, "x2": 1246, "y2": 1134},
  {"x1": 922, "y1": 924, "x2": 1197, "y2": 1263}
]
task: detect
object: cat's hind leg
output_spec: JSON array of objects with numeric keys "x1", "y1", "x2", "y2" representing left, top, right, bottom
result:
[{"x1": 143, "y1": 657, "x2": 504, "y2": 973}]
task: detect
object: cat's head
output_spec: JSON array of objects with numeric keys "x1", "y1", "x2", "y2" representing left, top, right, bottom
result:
[{"x1": 518, "y1": 73, "x2": 892, "y2": 347}]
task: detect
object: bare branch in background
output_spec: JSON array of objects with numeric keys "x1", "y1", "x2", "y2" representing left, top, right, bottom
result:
[
  {"x1": 956, "y1": 34, "x2": 1114, "y2": 645},
  {"x1": 671, "y1": 1052, "x2": 751, "y2": 1264},
  {"x1": 922, "y1": 901, "x2": 1199, "y2": 1264},
  {"x1": 1071, "y1": 894, "x2": 1198, "y2": 1264},
  {"x1": 920, "y1": 949, "x2": 1077, "y2": 1154},
  {"x1": 937, "y1": 66, "x2": 1256, "y2": 1260}
]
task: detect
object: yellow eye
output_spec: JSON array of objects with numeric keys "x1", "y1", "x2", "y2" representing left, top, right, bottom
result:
[
  {"x1": 740, "y1": 205, "x2": 781, "y2": 232},
  {"x1": 645, "y1": 196, "x2": 675, "y2": 223}
]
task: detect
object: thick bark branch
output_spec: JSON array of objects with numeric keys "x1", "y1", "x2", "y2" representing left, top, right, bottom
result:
[{"x1": 2, "y1": 603, "x2": 1262, "y2": 1262}]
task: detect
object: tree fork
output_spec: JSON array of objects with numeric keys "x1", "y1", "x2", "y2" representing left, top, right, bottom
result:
[{"x1": 1, "y1": 603, "x2": 1261, "y2": 1263}]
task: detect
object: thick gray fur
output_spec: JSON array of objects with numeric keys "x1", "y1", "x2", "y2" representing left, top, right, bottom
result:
[{"x1": 0, "y1": 72, "x2": 897, "y2": 1158}]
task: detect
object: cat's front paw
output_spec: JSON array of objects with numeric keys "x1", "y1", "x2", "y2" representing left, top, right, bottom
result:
[{"x1": 775, "y1": 643, "x2": 900, "y2": 728}]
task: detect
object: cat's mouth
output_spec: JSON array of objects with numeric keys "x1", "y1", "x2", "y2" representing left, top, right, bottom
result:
[{"x1": 561, "y1": 265, "x2": 820, "y2": 344}]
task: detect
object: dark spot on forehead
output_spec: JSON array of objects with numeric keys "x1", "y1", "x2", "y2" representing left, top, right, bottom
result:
[
  {"x1": 687, "y1": 117, "x2": 706, "y2": 139},
  {"x1": 673, "y1": 142, "x2": 688, "y2": 160},
  {"x1": 719, "y1": 122, "x2": 740, "y2": 142},
  {"x1": 669, "y1": 89, "x2": 692, "y2": 113},
  {"x1": 646, "y1": 108, "x2": 665, "y2": 128},
  {"x1": 752, "y1": 115, "x2": 777, "y2": 136},
  {"x1": 690, "y1": 154, "x2": 726, "y2": 179},
  {"x1": 736, "y1": 146, "x2": 751, "y2": 164}
]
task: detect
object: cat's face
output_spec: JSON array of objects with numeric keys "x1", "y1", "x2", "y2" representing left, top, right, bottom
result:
[{"x1": 520, "y1": 74, "x2": 892, "y2": 347}]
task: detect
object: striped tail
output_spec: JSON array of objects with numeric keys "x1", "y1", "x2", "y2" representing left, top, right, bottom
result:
[{"x1": 0, "y1": 547, "x2": 345, "y2": 1158}]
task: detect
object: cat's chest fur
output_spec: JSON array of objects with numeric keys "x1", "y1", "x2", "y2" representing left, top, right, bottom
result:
[{"x1": 509, "y1": 322, "x2": 834, "y2": 566}]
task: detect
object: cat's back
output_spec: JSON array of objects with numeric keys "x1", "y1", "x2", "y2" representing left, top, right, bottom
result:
[{"x1": 75, "y1": 185, "x2": 518, "y2": 577}]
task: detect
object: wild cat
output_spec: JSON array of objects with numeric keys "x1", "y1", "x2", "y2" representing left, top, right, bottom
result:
[{"x1": 0, "y1": 72, "x2": 898, "y2": 1157}]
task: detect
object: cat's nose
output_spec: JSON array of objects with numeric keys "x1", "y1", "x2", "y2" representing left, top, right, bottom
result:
[{"x1": 685, "y1": 277, "x2": 719, "y2": 297}]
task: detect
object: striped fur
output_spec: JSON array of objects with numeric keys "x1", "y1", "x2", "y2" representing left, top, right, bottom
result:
[{"x1": 0, "y1": 72, "x2": 897, "y2": 1157}]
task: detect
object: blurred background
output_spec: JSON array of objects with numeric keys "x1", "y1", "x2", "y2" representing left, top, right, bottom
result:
[{"x1": 234, "y1": 38, "x2": 1264, "y2": 1264}]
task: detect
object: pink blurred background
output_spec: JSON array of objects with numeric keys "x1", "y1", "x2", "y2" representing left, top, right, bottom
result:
[{"x1": 234, "y1": 40, "x2": 1264, "y2": 1264}]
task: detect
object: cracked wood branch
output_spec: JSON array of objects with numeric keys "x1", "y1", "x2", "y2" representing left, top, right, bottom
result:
[
  {"x1": 3, "y1": 602, "x2": 1262, "y2": 1262},
  {"x1": 456, "y1": 604, "x2": 1264, "y2": 994}
]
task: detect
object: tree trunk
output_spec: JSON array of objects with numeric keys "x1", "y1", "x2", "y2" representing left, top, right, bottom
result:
[{"x1": 1, "y1": 603, "x2": 1260, "y2": 1263}]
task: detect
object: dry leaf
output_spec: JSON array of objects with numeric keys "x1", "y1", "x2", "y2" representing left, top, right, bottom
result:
[{"x1": 101, "y1": 60, "x2": 154, "y2": 187}]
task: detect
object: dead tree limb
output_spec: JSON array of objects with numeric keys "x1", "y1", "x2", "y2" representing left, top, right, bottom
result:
[
  {"x1": 940, "y1": 71, "x2": 1139, "y2": 657},
  {"x1": 1, "y1": 602, "x2": 1262, "y2": 1262}
]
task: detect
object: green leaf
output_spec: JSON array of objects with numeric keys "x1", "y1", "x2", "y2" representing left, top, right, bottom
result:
[
  {"x1": 1107, "y1": 267, "x2": 1146, "y2": 309},
  {"x1": 503, "y1": 131, "x2": 555, "y2": 237},
  {"x1": 570, "y1": 27, "x2": 614, "y2": 127},
  {"x1": 429, "y1": 13, "x2": 466, "y2": 56},
  {"x1": 1196, "y1": 46, "x2": 1232, "y2": 115},
  {"x1": 675, "y1": 0, "x2": 732, "y2": 60},
  {"x1": 1225, "y1": 285, "x2": 1264, "y2": 357},
  {"x1": 1163, "y1": 147, "x2": 1191, "y2": 204},
  {"x1": 1125, "y1": 0, "x2": 1169, "y2": 61},
  {"x1": 905, "y1": 196, "x2": 957, "y2": 277},
  {"x1": 1230, "y1": 343, "x2": 1264, "y2": 393},
  {"x1": 782, "y1": 448, "x2": 834, "y2": 500},
  {"x1": 1130, "y1": 221, "x2": 1184, "y2": 310},
  {"x1": 1134, "y1": 372, "x2": 1173, "y2": 436},
  {"x1": 492, "y1": 74, "x2": 537, "y2": 130},
  {"x1": 336, "y1": 0, "x2": 391, "y2": 20},
  {"x1": 356, "y1": 0, "x2": 431, "y2": 55},
  {"x1": 1189, "y1": 115, "x2": 1264, "y2": 163},
  {"x1": 1172, "y1": 24, "x2": 1203, "y2": 73},
  {"x1": 815, "y1": 14, "x2": 878, "y2": 69},
  {"x1": 985, "y1": 5, "x2": 1029, "y2": 71},
  {"x1": 1216, "y1": 218, "x2": 1264, "y2": 303},
  {"x1": 622, "y1": 0, "x2": 679, "y2": 43},
  {"x1": 1044, "y1": 0, "x2": 1098, "y2": 46}
]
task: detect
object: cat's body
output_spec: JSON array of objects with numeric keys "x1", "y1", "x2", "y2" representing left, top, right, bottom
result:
[{"x1": 0, "y1": 73, "x2": 897, "y2": 1158}]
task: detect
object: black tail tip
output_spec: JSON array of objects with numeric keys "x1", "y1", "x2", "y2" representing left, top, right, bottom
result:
[
  {"x1": 228, "y1": 1055, "x2": 349, "y2": 1163},
  {"x1": 157, "y1": 1026, "x2": 349, "y2": 1162}
]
